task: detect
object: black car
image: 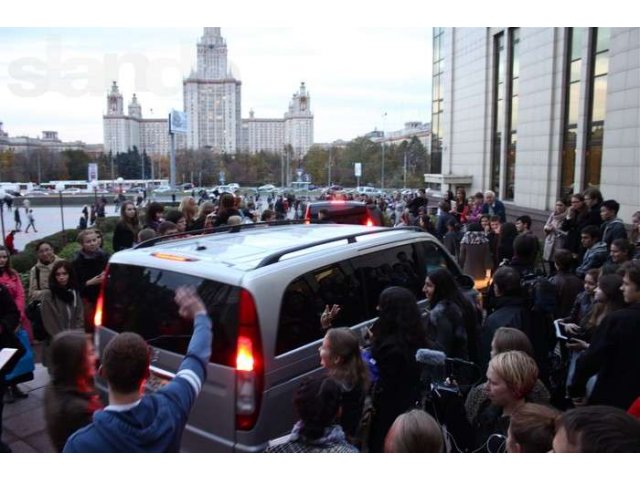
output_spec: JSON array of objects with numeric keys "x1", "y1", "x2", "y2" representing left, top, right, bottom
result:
[{"x1": 304, "y1": 201, "x2": 384, "y2": 226}]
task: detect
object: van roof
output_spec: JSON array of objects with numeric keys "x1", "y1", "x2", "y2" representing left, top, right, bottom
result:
[{"x1": 110, "y1": 224, "x2": 423, "y2": 275}]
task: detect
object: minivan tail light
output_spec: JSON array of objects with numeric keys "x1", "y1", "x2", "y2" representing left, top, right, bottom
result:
[
  {"x1": 366, "y1": 218, "x2": 374, "y2": 227},
  {"x1": 236, "y1": 289, "x2": 263, "y2": 431},
  {"x1": 93, "y1": 265, "x2": 109, "y2": 328}
]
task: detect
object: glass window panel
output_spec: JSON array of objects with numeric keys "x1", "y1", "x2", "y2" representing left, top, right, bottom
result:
[
  {"x1": 571, "y1": 28, "x2": 585, "y2": 60},
  {"x1": 433, "y1": 38, "x2": 441, "y2": 61},
  {"x1": 594, "y1": 54, "x2": 609, "y2": 77},
  {"x1": 510, "y1": 95, "x2": 519, "y2": 127},
  {"x1": 512, "y1": 77, "x2": 519, "y2": 95},
  {"x1": 592, "y1": 76, "x2": 608, "y2": 123},
  {"x1": 570, "y1": 59, "x2": 582, "y2": 82},
  {"x1": 596, "y1": 27, "x2": 610, "y2": 53},
  {"x1": 568, "y1": 82, "x2": 581, "y2": 125}
]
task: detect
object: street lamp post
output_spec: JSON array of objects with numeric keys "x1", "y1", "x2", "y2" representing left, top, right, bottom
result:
[
  {"x1": 381, "y1": 112, "x2": 387, "y2": 190},
  {"x1": 90, "y1": 179, "x2": 98, "y2": 208},
  {"x1": 0, "y1": 188, "x2": 6, "y2": 246},
  {"x1": 54, "y1": 183, "x2": 66, "y2": 244}
]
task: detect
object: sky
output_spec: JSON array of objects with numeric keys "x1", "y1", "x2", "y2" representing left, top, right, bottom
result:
[
  {"x1": 0, "y1": 1, "x2": 625, "y2": 148},
  {"x1": 0, "y1": 26, "x2": 431, "y2": 145}
]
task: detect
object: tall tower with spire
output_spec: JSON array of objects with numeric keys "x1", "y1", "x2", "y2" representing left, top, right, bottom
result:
[
  {"x1": 197, "y1": 28, "x2": 229, "y2": 80},
  {"x1": 184, "y1": 27, "x2": 242, "y2": 153}
]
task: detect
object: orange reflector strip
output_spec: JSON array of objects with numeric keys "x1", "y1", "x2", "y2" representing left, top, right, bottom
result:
[{"x1": 151, "y1": 252, "x2": 198, "y2": 262}]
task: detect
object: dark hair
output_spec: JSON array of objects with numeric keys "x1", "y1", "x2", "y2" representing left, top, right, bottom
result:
[
  {"x1": 119, "y1": 200, "x2": 140, "y2": 235},
  {"x1": 218, "y1": 192, "x2": 235, "y2": 211},
  {"x1": 601, "y1": 199, "x2": 620, "y2": 215},
  {"x1": 581, "y1": 224, "x2": 601, "y2": 240},
  {"x1": 622, "y1": 259, "x2": 640, "y2": 291},
  {"x1": 419, "y1": 214, "x2": 436, "y2": 235},
  {"x1": 146, "y1": 202, "x2": 165, "y2": 222},
  {"x1": 36, "y1": 240, "x2": 54, "y2": 252},
  {"x1": 48, "y1": 260, "x2": 78, "y2": 290},
  {"x1": 474, "y1": 192, "x2": 484, "y2": 200},
  {"x1": 492, "y1": 327, "x2": 534, "y2": 358},
  {"x1": 324, "y1": 328, "x2": 369, "y2": 391},
  {"x1": 102, "y1": 332, "x2": 150, "y2": 394},
  {"x1": 583, "y1": 187, "x2": 603, "y2": 204},
  {"x1": 513, "y1": 234, "x2": 538, "y2": 264},
  {"x1": 510, "y1": 403, "x2": 559, "y2": 453},
  {"x1": 164, "y1": 209, "x2": 185, "y2": 225},
  {"x1": 0, "y1": 246, "x2": 18, "y2": 279},
  {"x1": 585, "y1": 273, "x2": 626, "y2": 331},
  {"x1": 515, "y1": 215, "x2": 532, "y2": 229},
  {"x1": 611, "y1": 238, "x2": 634, "y2": 260},
  {"x1": 373, "y1": 287, "x2": 427, "y2": 352},
  {"x1": 493, "y1": 266, "x2": 521, "y2": 296},
  {"x1": 555, "y1": 406, "x2": 640, "y2": 452},
  {"x1": 157, "y1": 220, "x2": 178, "y2": 235},
  {"x1": 553, "y1": 249, "x2": 574, "y2": 272},
  {"x1": 294, "y1": 376, "x2": 343, "y2": 440},
  {"x1": 490, "y1": 215, "x2": 502, "y2": 224},
  {"x1": 261, "y1": 209, "x2": 275, "y2": 222},
  {"x1": 49, "y1": 330, "x2": 91, "y2": 387},
  {"x1": 467, "y1": 222, "x2": 482, "y2": 232},
  {"x1": 439, "y1": 201, "x2": 451, "y2": 213}
]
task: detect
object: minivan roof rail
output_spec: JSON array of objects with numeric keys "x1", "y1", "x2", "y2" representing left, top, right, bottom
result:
[
  {"x1": 256, "y1": 226, "x2": 422, "y2": 268},
  {"x1": 134, "y1": 220, "x2": 306, "y2": 249}
]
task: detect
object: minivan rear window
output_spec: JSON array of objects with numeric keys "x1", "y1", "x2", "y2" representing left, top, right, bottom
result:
[{"x1": 103, "y1": 264, "x2": 239, "y2": 366}]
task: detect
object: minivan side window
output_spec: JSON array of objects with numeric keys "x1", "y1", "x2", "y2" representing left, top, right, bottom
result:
[
  {"x1": 103, "y1": 265, "x2": 239, "y2": 366},
  {"x1": 276, "y1": 262, "x2": 364, "y2": 355},
  {"x1": 417, "y1": 240, "x2": 459, "y2": 277},
  {"x1": 351, "y1": 244, "x2": 423, "y2": 319}
]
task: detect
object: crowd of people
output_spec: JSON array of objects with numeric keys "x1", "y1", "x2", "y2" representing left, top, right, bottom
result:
[{"x1": 2, "y1": 185, "x2": 640, "y2": 453}]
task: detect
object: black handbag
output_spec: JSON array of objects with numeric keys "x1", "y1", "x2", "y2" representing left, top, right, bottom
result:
[{"x1": 27, "y1": 267, "x2": 49, "y2": 342}]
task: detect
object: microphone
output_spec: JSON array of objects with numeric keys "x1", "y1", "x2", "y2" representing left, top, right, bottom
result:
[
  {"x1": 415, "y1": 348, "x2": 446, "y2": 366},
  {"x1": 446, "y1": 357, "x2": 477, "y2": 367}
]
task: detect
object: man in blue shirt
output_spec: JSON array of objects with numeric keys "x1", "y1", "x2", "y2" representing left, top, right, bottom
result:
[{"x1": 64, "y1": 287, "x2": 212, "y2": 452}]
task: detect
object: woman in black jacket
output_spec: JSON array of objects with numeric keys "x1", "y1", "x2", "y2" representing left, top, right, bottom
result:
[
  {"x1": 367, "y1": 287, "x2": 429, "y2": 452},
  {"x1": 112, "y1": 201, "x2": 141, "y2": 252},
  {"x1": 423, "y1": 267, "x2": 480, "y2": 363},
  {"x1": 0, "y1": 284, "x2": 21, "y2": 452},
  {"x1": 44, "y1": 331, "x2": 102, "y2": 452}
]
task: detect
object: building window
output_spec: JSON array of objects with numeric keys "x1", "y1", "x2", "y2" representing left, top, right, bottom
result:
[
  {"x1": 490, "y1": 32, "x2": 506, "y2": 196},
  {"x1": 505, "y1": 28, "x2": 519, "y2": 201},
  {"x1": 583, "y1": 28, "x2": 609, "y2": 191},
  {"x1": 430, "y1": 27, "x2": 445, "y2": 181},
  {"x1": 560, "y1": 27, "x2": 585, "y2": 199}
]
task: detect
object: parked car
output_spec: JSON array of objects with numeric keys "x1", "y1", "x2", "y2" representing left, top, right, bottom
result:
[
  {"x1": 93, "y1": 223, "x2": 474, "y2": 452},
  {"x1": 257, "y1": 184, "x2": 276, "y2": 193},
  {"x1": 304, "y1": 200, "x2": 384, "y2": 227},
  {"x1": 153, "y1": 185, "x2": 173, "y2": 194}
]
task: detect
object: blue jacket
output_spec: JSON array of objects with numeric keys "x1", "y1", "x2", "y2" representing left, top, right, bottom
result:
[
  {"x1": 576, "y1": 241, "x2": 608, "y2": 278},
  {"x1": 601, "y1": 218, "x2": 627, "y2": 247},
  {"x1": 481, "y1": 200, "x2": 506, "y2": 223},
  {"x1": 64, "y1": 312, "x2": 212, "y2": 453}
]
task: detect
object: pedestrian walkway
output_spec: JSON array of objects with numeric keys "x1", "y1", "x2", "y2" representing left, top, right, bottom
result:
[{"x1": 2, "y1": 364, "x2": 54, "y2": 453}]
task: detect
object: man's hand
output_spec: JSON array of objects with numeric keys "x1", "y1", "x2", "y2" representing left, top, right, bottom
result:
[
  {"x1": 320, "y1": 304, "x2": 341, "y2": 330},
  {"x1": 175, "y1": 286, "x2": 207, "y2": 319}
]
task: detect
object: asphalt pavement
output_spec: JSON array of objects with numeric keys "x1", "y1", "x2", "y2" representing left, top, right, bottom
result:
[{"x1": 2, "y1": 348, "x2": 54, "y2": 453}]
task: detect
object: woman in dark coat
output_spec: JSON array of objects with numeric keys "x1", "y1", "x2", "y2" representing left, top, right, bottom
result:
[
  {"x1": 44, "y1": 331, "x2": 102, "y2": 452},
  {"x1": 423, "y1": 267, "x2": 480, "y2": 363},
  {"x1": 367, "y1": 287, "x2": 428, "y2": 452},
  {"x1": 112, "y1": 201, "x2": 141, "y2": 252},
  {"x1": 41, "y1": 260, "x2": 84, "y2": 368}
]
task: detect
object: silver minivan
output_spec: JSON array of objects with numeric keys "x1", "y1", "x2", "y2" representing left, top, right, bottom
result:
[{"x1": 93, "y1": 223, "x2": 470, "y2": 452}]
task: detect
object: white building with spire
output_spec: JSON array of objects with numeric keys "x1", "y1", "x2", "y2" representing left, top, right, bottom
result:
[
  {"x1": 183, "y1": 27, "x2": 242, "y2": 153},
  {"x1": 241, "y1": 82, "x2": 314, "y2": 157},
  {"x1": 102, "y1": 82, "x2": 170, "y2": 157}
]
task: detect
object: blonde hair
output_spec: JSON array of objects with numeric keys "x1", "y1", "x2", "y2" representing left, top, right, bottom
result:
[
  {"x1": 384, "y1": 410, "x2": 443, "y2": 453},
  {"x1": 488, "y1": 351, "x2": 538, "y2": 400},
  {"x1": 179, "y1": 196, "x2": 197, "y2": 223}
]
